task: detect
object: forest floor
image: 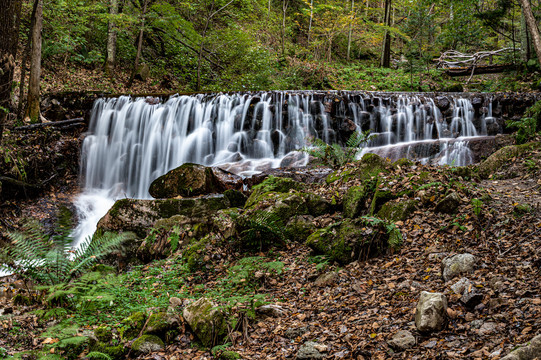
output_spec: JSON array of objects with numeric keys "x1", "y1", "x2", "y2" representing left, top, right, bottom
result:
[{"x1": 0, "y1": 131, "x2": 540, "y2": 360}]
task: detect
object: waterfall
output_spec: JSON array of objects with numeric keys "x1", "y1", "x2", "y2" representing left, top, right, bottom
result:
[{"x1": 73, "y1": 91, "x2": 495, "y2": 245}]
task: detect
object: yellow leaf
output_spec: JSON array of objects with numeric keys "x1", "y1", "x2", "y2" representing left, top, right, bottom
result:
[
  {"x1": 370, "y1": 333, "x2": 377, "y2": 338},
  {"x1": 367, "y1": 279, "x2": 373, "y2": 286}
]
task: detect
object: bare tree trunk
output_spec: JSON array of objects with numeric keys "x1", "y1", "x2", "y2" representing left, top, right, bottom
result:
[
  {"x1": 24, "y1": 0, "x2": 42, "y2": 124},
  {"x1": 17, "y1": 0, "x2": 38, "y2": 120},
  {"x1": 196, "y1": 15, "x2": 211, "y2": 91},
  {"x1": 347, "y1": 0, "x2": 355, "y2": 61},
  {"x1": 282, "y1": 0, "x2": 289, "y2": 57},
  {"x1": 0, "y1": 0, "x2": 22, "y2": 143},
  {"x1": 104, "y1": 0, "x2": 119, "y2": 77},
  {"x1": 380, "y1": 0, "x2": 391, "y2": 68},
  {"x1": 520, "y1": 0, "x2": 541, "y2": 64},
  {"x1": 307, "y1": 0, "x2": 314, "y2": 44},
  {"x1": 128, "y1": 0, "x2": 147, "y2": 87}
]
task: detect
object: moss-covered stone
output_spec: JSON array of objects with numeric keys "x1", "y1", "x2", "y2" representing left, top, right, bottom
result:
[
  {"x1": 369, "y1": 188, "x2": 396, "y2": 215},
  {"x1": 306, "y1": 218, "x2": 401, "y2": 264},
  {"x1": 343, "y1": 184, "x2": 373, "y2": 218},
  {"x1": 183, "y1": 298, "x2": 227, "y2": 348},
  {"x1": 119, "y1": 311, "x2": 147, "y2": 341},
  {"x1": 149, "y1": 163, "x2": 225, "y2": 198},
  {"x1": 12, "y1": 294, "x2": 33, "y2": 306},
  {"x1": 183, "y1": 235, "x2": 213, "y2": 271},
  {"x1": 326, "y1": 153, "x2": 391, "y2": 184},
  {"x1": 245, "y1": 176, "x2": 303, "y2": 208},
  {"x1": 435, "y1": 192, "x2": 461, "y2": 214},
  {"x1": 285, "y1": 215, "x2": 316, "y2": 242},
  {"x1": 478, "y1": 142, "x2": 541, "y2": 179},
  {"x1": 89, "y1": 342, "x2": 128, "y2": 359},
  {"x1": 393, "y1": 158, "x2": 414, "y2": 167},
  {"x1": 144, "y1": 312, "x2": 180, "y2": 339},
  {"x1": 97, "y1": 195, "x2": 231, "y2": 237},
  {"x1": 131, "y1": 334, "x2": 165, "y2": 355},
  {"x1": 94, "y1": 326, "x2": 113, "y2": 343},
  {"x1": 54, "y1": 336, "x2": 89, "y2": 360},
  {"x1": 224, "y1": 189, "x2": 248, "y2": 208},
  {"x1": 377, "y1": 200, "x2": 418, "y2": 222},
  {"x1": 219, "y1": 351, "x2": 242, "y2": 360}
]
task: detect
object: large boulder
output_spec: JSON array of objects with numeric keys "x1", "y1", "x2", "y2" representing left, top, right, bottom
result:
[
  {"x1": 501, "y1": 334, "x2": 541, "y2": 360},
  {"x1": 326, "y1": 153, "x2": 391, "y2": 184},
  {"x1": 343, "y1": 183, "x2": 375, "y2": 218},
  {"x1": 183, "y1": 298, "x2": 227, "y2": 348},
  {"x1": 415, "y1": 291, "x2": 447, "y2": 332},
  {"x1": 131, "y1": 334, "x2": 164, "y2": 355},
  {"x1": 441, "y1": 253, "x2": 476, "y2": 282},
  {"x1": 377, "y1": 199, "x2": 418, "y2": 222},
  {"x1": 434, "y1": 192, "x2": 461, "y2": 214},
  {"x1": 96, "y1": 195, "x2": 230, "y2": 237},
  {"x1": 478, "y1": 142, "x2": 541, "y2": 179},
  {"x1": 149, "y1": 163, "x2": 229, "y2": 198},
  {"x1": 306, "y1": 218, "x2": 402, "y2": 264}
]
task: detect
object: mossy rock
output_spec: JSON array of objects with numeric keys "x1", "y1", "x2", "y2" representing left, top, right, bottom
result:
[
  {"x1": 245, "y1": 176, "x2": 303, "y2": 208},
  {"x1": 246, "y1": 190, "x2": 330, "y2": 221},
  {"x1": 13, "y1": 294, "x2": 34, "y2": 306},
  {"x1": 149, "y1": 163, "x2": 225, "y2": 198},
  {"x1": 285, "y1": 215, "x2": 316, "y2": 242},
  {"x1": 94, "y1": 326, "x2": 113, "y2": 343},
  {"x1": 343, "y1": 184, "x2": 375, "y2": 218},
  {"x1": 219, "y1": 351, "x2": 242, "y2": 360},
  {"x1": 183, "y1": 298, "x2": 227, "y2": 348},
  {"x1": 97, "y1": 196, "x2": 231, "y2": 238},
  {"x1": 119, "y1": 311, "x2": 147, "y2": 341},
  {"x1": 88, "y1": 342, "x2": 128, "y2": 359},
  {"x1": 478, "y1": 142, "x2": 541, "y2": 179},
  {"x1": 326, "y1": 153, "x2": 391, "y2": 184},
  {"x1": 306, "y1": 218, "x2": 400, "y2": 264},
  {"x1": 369, "y1": 188, "x2": 396, "y2": 216},
  {"x1": 377, "y1": 200, "x2": 418, "y2": 222},
  {"x1": 144, "y1": 312, "x2": 180, "y2": 339},
  {"x1": 224, "y1": 189, "x2": 248, "y2": 208},
  {"x1": 393, "y1": 158, "x2": 414, "y2": 167},
  {"x1": 91, "y1": 264, "x2": 117, "y2": 276},
  {"x1": 53, "y1": 336, "x2": 89, "y2": 360},
  {"x1": 183, "y1": 235, "x2": 213, "y2": 271},
  {"x1": 131, "y1": 334, "x2": 165, "y2": 355}
]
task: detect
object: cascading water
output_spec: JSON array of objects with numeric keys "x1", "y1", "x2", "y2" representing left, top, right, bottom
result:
[{"x1": 73, "y1": 91, "x2": 493, "y2": 245}]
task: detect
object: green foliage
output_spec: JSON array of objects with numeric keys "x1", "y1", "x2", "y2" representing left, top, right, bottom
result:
[
  {"x1": 85, "y1": 352, "x2": 113, "y2": 360},
  {"x1": 302, "y1": 130, "x2": 372, "y2": 168},
  {"x1": 0, "y1": 208, "x2": 131, "y2": 286},
  {"x1": 472, "y1": 198, "x2": 483, "y2": 217},
  {"x1": 508, "y1": 100, "x2": 541, "y2": 144},
  {"x1": 235, "y1": 210, "x2": 288, "y2": 251},
  {"x1": 359, "y1": 216, "x2": 402, "y2": 250}
]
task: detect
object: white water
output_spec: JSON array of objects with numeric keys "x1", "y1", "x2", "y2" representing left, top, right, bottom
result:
[{"x1": 72, "y1": 92, "x2": 490, "y2": 245}]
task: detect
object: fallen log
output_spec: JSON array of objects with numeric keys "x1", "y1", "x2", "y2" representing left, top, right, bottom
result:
[
  {"x1": 13, "y1": 118, "x2": 85, "y2": 131},
  {"x1": 445, "y1": 64, "x2": 516, "y2": 77}
]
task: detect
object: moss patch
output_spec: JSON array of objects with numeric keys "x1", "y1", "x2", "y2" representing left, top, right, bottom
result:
[{"x1": 377, "y1": 200, "x2": 418, "y2": 222}]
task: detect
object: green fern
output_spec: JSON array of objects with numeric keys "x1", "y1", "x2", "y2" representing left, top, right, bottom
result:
[
  {"x1": 235, "y1": 210, "x2": 288, "y2": 251},
  {"x1": 85, "y1": 352, "x2": 112, "y2": 360},
  {"x1": 302, "y1": 130, "x2": 372, "y2": 168},
  {"x1": 0, "y1": 207, "x2": 132, "y2": 286}
]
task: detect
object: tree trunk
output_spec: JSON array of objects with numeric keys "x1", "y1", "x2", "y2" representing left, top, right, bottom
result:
[
  {"x1": 520, "y1": 0, "x2": 541, "y2": 64},
  {"x1": 128, "y1": 0, "x2": 147, "y2": 87},
  {"x1": 347, "y1": 0, "x2": 355, "y2": 61},
  {"x1": 196, "y1": 18, "x2": 210, "y2": 91},
  {"x1": 104, "y1": 0, "x2": 119, "y2": 77},
  {"x1": 17, "y1": 0, "x2": 38, "y2": 120},
  {"x1": 282, "y1": 0, "x2": 288, "y2": 57},
  {"x1": 24, "y1": 0, "x2": 42, "y2": 124},
  {"x1": 307, "y1": 0, "x2": 314, "y2": 44},
  {"x1": 0, "y1": 0, "x2": 22, "y2": 143},
  {"x1": 380, "y1": 0, "x2": 391, "y2": 68}
]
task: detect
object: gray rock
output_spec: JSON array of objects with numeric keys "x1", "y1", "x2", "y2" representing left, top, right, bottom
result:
[
  {"x1": 131, "y1": 334, "x2": 164, "y2": 354},
  {"x1": 387, "y1": 330, "x2": 416, "y2": 351},
  {"x1": 450, "y1": 277, "x2": 483, "y2": 308},
  {"x1": 297, "y1": 341, "x2": 326, "y2": 359},
  {"x1": 478, "y1": 322, "x2": 498, "y2": 336},
  {"x1": 415, "y1": 291, "x2": 447, "y2": 332},
  {"x1": 435, "y1": 192, "x2": 461, "y2": 214},
  {"x1": 441, "y1": 253, "x2": 476, "y2": 282},
  {"x1": 169, "y1": 297, "x2": 182, "y2": 308},
  {"x1": 183, "y1": 298, "x2": 227, "y2": 347},
  {"x1": 501, "y1": 334, "x2": 541, "y2": 359}
]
